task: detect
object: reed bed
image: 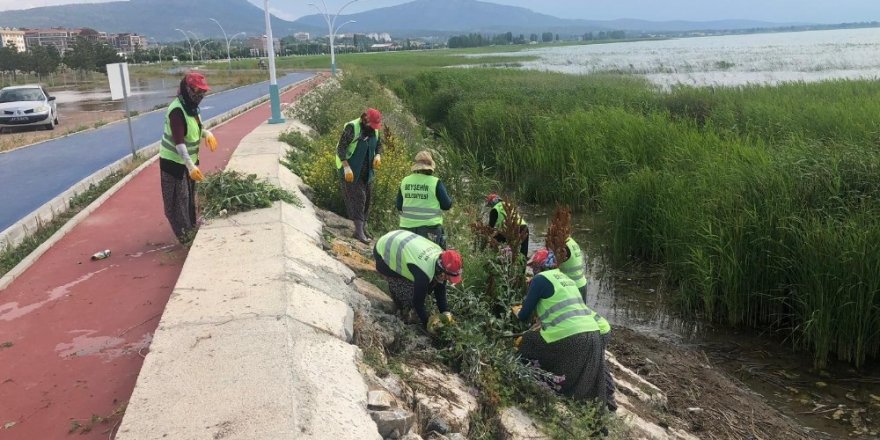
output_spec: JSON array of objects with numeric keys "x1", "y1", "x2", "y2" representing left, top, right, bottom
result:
[{"x1": 381, "y1": 67, "x2": 880, "y2": 367}]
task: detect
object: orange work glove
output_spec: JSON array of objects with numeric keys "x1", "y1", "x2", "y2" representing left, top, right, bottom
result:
[
  {"x1": 189, "y1": 167, "x2": 205, "y2": 182},
  {"x1": 343, "y1": 165, "x2": 354, "y2": 183},
  {"x1": 203, "y1": 129, "x2": 218, "y2": 152},
  {"x1": 511, "y1": 304, "x2": 523, "y2": 317}
]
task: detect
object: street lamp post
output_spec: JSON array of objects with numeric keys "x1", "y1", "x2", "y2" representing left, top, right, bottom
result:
[
  {"x1": 186, "y1": 31, "x2": 205, "y2": 62},
  {"x1": 149, "y1": 38, "x2": 163, "y2": 62},
  {"x1": 263, "y1": 0, "x2": 284, "y2": 124},
  {"x1": 209, "y1": 18, "x2": 234, "y2": 67},
  {"x1": 309, "y1": 0, "x2": 359, "y2": 76},
  {"x1": 175, "y1": 28, "x2": 194, "y2": 63}
]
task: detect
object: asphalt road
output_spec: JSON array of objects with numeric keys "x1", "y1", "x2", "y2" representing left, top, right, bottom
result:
[{"x1": 0, "y1": 72, "x2": 311, "y2": 232}]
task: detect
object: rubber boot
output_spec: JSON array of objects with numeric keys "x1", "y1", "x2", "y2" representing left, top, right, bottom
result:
[
  {"x1": 354, "y1": 220, "x2": 371, "y2": 244},
  {"x1": 363, "y1": 221, "x2": 373, "y2": 240}
]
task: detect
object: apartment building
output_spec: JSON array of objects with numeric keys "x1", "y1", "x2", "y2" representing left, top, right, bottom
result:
[
  {"x1": 24, "y1": 28, "x2": 84, "y2": 53},
  {"x1": 245, "y1": 36, "x2": 280, "y2": 56},
  {"x1": 110, "y1": 33, "x2": 148, "y2": 54},
  {"x1": 23, "y1": 28, "x2": 146, "y2": 55},
  {"x1": 0, "y1": 27, "x2": 27, "y2": 52}
]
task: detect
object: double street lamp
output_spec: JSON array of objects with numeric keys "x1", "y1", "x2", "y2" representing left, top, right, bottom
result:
[
  {"x1": 210, "y1": 18, "x2": 245, "y2": 67},
  {"x1": 174, "y1": 28, "x2": 194, "y2": 63},
  {"x1": 186, "y1": 31, "x2": 206, "y2": 62},
  {"x1": 309, "y1": 0, "x2": 359, "y2": 76}
]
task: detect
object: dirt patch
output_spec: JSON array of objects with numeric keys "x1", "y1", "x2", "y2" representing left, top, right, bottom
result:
[
  {"x1": 0, "y1": 109, "x2": 126, "y2": 152},
  {"x1": 609, "y1": 326, "x2": 813, "y2": 440}
]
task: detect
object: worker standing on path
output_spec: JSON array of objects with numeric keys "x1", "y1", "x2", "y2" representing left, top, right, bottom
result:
[
  {"x1": 486, "y1": 193, "x2": 530, "y2": 259},
  {"x1": 159, "y1": 71, "x2": 217, "y2": 244},
  {"x1": 336, "y1": 108, "x2": 383, "y2": 244},
  {"x1": 373, "y1": 230, "x2": 462, "y2": 329},
  {"x1": 515, "y1": 248, "x2": 616, "y2": 410},
  {"x1": 397, "y1": 150, "x2": 453, "y2": 249}
]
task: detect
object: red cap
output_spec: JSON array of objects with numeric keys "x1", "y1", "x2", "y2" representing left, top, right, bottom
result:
[
  {"x1": 365, "y1": 108, "x2": 382, "y2": 129},
  {"x1": 485, "y1": 193, "x2": 501, "y2": 206},
  {"x1": 185, "y1": 72, "x2": 210, "y2": 91},
  {"x1": 438, "y1": 250, "x2": 463, "y2": 285},
  {"x1": 527, "y1": 248, "x2": 557, "y2": 269}
]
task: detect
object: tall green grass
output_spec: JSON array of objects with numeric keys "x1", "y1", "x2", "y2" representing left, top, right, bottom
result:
[{"x1": 381, "y1": 67, "x2": 880, "y2": 368}]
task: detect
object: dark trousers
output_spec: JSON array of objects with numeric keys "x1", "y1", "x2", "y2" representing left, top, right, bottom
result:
[
  {"x1": 403, "y1": 225, "x2": 446, "y2": 249},
  {"x1": 160, "y1": 166, "x2": 197, "y2": 243}
]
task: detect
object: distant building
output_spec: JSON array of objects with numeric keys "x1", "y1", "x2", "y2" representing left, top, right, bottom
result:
[
  {"x1": 370, "y1": 43, "x2": 396, "y2": 51},
  {"x1": 293, "y1": 32, "x2": 310, "y2": 42},
  {"x1": 24, "y1": 28, "x2": 78, "y2": 53},
  {"x1": 0, "y1": 27, "x2": 26, "y2": 52},
  {"x1": 110, "y1": 33, "x2": 148, "y2": 54},
  {"x1": 366, "y1": 32, "x2": 391, "y2": 43},
  {"x1": 245, "y1": 36, "x2": 280, "y2": 56},
  {"x1": 23, "y1": 27, "x2": 147, "y2": 55}
]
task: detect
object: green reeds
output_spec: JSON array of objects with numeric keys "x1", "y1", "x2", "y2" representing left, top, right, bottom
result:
[{"x1": 385, "y1": 67, "x2": 880, "y2": 367}]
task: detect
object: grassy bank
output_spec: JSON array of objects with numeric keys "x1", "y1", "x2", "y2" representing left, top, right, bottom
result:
[
  {"x1": 377, "y1": 67, "x2": 880, "y2": 368},
  {"x1": 282, "y1": 75, "x2": 619, "y2": 438}
]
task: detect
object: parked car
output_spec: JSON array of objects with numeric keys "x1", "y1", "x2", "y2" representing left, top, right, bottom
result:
[{"x1": 0, "y1": 84, "x2": 59, "y2": 133}]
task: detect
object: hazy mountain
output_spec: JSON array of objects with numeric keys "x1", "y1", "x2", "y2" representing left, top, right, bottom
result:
[
  {"x1": 0, "y1": 0, "x2": 321, "y2": 41},
  {"x1": 0, "y1": 0, "x2": 793, "y2": 41},
  {"x1": 291, "y1": 0, "x2": 787, "y2": 36}
]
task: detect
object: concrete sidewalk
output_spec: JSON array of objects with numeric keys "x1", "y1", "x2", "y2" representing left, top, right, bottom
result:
[
  {"x1": 116, "y1": 115, "x2": 380, "y2": 439},
  {"x1": 0, "y1": 75, "x2": 372, "y2": 440}
]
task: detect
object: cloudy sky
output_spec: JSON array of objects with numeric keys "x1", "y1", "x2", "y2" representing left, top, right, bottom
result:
[{"x1": 0, "y1": 0, "x2": 877, "y2": 24}]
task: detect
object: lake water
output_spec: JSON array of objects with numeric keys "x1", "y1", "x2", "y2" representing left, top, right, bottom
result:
[{"x1": 483, "y1": 27, "x2": 880, "y2": 88}]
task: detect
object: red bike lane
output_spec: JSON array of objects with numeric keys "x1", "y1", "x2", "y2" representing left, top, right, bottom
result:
[{"x1": 0, "y1": 74, "x2": 324, "y2": 440}]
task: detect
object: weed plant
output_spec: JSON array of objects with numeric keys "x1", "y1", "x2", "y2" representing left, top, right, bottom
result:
[{"x1": 198, "y1": 171, "x2": 301, "y2": 219}]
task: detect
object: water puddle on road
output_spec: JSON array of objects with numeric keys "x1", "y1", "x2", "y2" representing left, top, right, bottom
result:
[
  {"x1": 52, "y1": 77, "x2": 231, "y2": 114},
  {"x1": 0, "y1": 266, "x2": 112, "y2": 322},
  {"x1": 525, "y1": 210, "x2": 880, "y2": 439}
]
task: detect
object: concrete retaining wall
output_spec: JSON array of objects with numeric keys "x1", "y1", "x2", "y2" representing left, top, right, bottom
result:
[{"x1": 116, "y1": 121, "x2": 380, "y2": 439}]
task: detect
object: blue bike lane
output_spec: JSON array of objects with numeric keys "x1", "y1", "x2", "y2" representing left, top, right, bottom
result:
[{"x1": 0, "y1": 72, "x2": 312, "y2": 232}]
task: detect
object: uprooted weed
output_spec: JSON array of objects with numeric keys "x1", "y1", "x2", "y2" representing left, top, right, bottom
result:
[{"x1": 198, "y1": 170, "x2": 302, "y2": 219}]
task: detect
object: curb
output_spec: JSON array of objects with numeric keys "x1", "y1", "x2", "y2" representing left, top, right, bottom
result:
[{"x1": 0, "y1": 74, "x2": 315, "y2": 291}]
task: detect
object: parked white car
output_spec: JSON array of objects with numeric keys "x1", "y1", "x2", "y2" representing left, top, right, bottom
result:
[{"x1": 0, "y1": 85, "x2": 59, "y2": 133}]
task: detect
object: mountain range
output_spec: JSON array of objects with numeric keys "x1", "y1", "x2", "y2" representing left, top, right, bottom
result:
[{"x1": 0, "y1": 0, "x2": 792, "y2": 41}]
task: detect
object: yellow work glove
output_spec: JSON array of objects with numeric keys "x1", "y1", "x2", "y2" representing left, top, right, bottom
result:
[
  {"x1": 372, "y1": 154, "x2": 381, "y2": 170},
  {"x1": 427, "y1": 313, "x2": 443, "y2": 336},
  {"x1": 441, "y1": 311, "x2": 455, "y2": 325},
  {"x1": 343, "y1": 165, "x2": 354, "y2": 183},
  {"x1": 511, "y1": 304, "x2": 523, "y2": 317},
  {"x1": 514, "y1": 336, "x2": 523, "y2": 349},
  {"x1": 203, "y1": 129, "x2": 218, "y2": 152},
  {"x1": 189, "y1": 167, "x2": 205, "y2": 182}
]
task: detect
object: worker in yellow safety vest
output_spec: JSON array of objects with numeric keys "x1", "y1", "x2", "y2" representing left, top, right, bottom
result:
[
  {"x1": 374, "y1": 230, "x2": 462, "y2": 329},
  {"x1": 485, "y1": 193, "x2": 529, "y2": 259},
  {"x1": 397, "y1": 150, "x2": 453, "y2": 249},
  {"x1": 514, "y1": 248, "x2": 616, "y2": 411},
  {"x1": 336, "y1": 108, "x2": 383, "y2": 243},
  {"x1": 159, "y1": 71, "x2": 218, "y2": 243}
]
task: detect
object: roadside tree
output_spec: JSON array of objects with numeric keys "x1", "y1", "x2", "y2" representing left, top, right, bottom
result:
[{"x1": 0, "y1": 41, "x2": 22, "y2": 81}]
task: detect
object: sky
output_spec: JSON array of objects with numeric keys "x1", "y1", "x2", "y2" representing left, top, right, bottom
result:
[{"x1": 0, "y1": 0, "x2": 877, "y2": 24}]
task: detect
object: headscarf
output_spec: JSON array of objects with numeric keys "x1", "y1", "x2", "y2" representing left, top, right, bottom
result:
[{"x1": 178, "y1": 77, "x2": 202, "y2": 117}]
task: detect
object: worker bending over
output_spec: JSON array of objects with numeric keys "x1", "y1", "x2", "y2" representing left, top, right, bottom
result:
[
  {"x1": 374, "y1": 230, "x2": 462, "y2": 329},
  {"x1": 516, "y1": 248, "x2": 616, "y2": 410},
  {"x1": 485, "y1": 193, "x2": 529, "y2": 259}
]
